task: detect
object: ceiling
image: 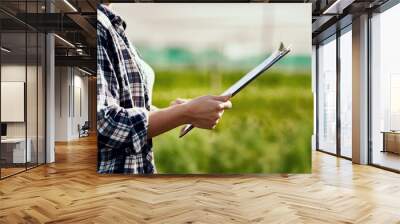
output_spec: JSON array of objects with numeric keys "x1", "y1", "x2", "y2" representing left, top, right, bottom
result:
[
  {"x1": 310, "y1": 0, "x2": 390, "y2": 43},
  {"x1": 0, "y1": 0, "x2": 393, "y2": 71},
  {"x1": 0, "y1": 0, "x2": 97, "y2": 74}
]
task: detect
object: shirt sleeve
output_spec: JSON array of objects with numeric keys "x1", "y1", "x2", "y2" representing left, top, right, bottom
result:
[
  {"x1": 97, "y1": 102, "x2": 149, "y2": 154},
  {"x1": 97, "y1": 30, "x2": 149, "y2": 154}
]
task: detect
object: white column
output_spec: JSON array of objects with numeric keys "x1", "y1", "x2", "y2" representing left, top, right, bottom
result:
[
  {"x1": 46, "y1": 32, "x2": 55, "y2": 163},
  {"x1": 352, "y1": 14, "x2": 369, "y2": 164}
]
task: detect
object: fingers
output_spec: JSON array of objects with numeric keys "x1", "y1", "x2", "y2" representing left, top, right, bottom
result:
[
  {"x1": 219, "y1": 100, "x2": 232, "y2": 110},
  {"x1": 211, "y1": 95, "x2": 232, "y2": 110},
  {"x1": 208, "y1": 118, "x2": 220, "y2": 130},
  {"x1": 212, "y1": 94, "x2": 231, "y2": 102},
  {"x1": 189, "y1": 94, "x2": 232, "y2": 130},
  {"x1": 195, "y1": 115, "x2": 221, "y2": 130},
  {"x1": 215, "y1": 100, "x2": 232, "y2": 111}
]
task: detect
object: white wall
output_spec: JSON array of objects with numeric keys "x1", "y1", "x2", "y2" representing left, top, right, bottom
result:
[
  {"x1": 1, "y1": 65, "x2": 26, "y2": 139},
  {"x1": 55, "y1": 66, "x2": 69, "y2": 141},
  {"x1": 1, "y1": 65, "x2": 33, "y2": 138},
  {"x1": 1, "y1": 63, "x2": 46, "y2": 164},
  {"x1": 54, "y1": 67, "x2": 89, "y2": 141},
  {"x1": 71, "y1": 72, "x2": 89, "y2": 139}
]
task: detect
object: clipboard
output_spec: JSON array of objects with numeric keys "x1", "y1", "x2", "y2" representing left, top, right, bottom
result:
[{"x1": 179, "y1": 42, "x2": 291, "y2": 138}]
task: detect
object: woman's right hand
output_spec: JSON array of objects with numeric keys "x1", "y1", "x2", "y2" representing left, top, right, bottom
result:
[{"x1": 182, "y1": 95, "x2": 232, "y2": 129}]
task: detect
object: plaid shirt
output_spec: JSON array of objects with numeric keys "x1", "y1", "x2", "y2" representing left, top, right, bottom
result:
[{"x1": 97, "y1": 5, "x2": 155, "y2": 174}]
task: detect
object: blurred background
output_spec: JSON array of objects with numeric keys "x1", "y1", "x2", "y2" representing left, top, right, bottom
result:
[{"x1": 111, "y1": 3, "x2": 312, "y2": 173}]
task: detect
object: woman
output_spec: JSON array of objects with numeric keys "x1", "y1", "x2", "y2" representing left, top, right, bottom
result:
[{"x1": 97, "y1": 4, "x2": 232, "y2": 174}]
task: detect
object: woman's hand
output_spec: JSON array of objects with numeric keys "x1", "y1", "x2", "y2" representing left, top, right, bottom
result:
[
  {"x1": 182, "y1": 95, "x2": 232, "y2": 129},
  {"x1": 170, "y1": 98, "x2": 189, "y2": 107},
  {"x1": 148, "y1": 95, "x2": 232, "y2": 138}
]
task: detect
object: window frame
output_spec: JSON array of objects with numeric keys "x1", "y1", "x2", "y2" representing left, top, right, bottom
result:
[
  {"x1": 367, "y1": 1, "x2": 400, "y2": 173},
  {"x1": 0, "y1": 0, "x2": 48, "y2": 180},
  {"x1": 315, "y1": 23, "x2": 352, "y2": 160}
]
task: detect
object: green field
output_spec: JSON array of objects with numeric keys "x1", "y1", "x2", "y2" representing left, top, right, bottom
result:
[{"x1": 152, "y1": 69, "x2": 313, "y2": 174}]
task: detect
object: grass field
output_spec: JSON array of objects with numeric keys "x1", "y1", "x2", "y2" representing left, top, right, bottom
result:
[{"x1": 152, "y1": 69, "x2": 313, "y2": 174}]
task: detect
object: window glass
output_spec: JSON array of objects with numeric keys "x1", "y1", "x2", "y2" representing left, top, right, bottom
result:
[
  {"x1": 0, "y1": 0, "x2": 46, "y2": 179},
  {"x1": 25, "y1": 0, "x2": 38, "y2": 169},
  {"x1": 371, "y1": 3, "x2": 400, "y2": 171},
  {"x1": 339, "y1": 29, "x2": 352, "y2": 158},
  {"x1": 1, "y1": 32, "x2": 27, "y2": 177},
  {"x1": 27, "y1": 31, "x2": 38, "y2": 169},
  {"x1": 317, "y1": 37, "x2": 337, "y2": 154}
]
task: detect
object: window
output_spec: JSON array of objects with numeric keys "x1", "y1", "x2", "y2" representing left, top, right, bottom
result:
[
  {"x1": 371, "y1": 3, "x2": 400, "y2": 171},
  {"x1": 0, "y1": 1, "x2": 46, "y2": 179},
  {"x1": 317, "y1": 36, "x2": 337, "y2": 154},
  {"x1": 339, "y1": 28, "x2": 352, "y2": 158},
  {"x1": 1, "y1": 31, "x2": 28, "y2": 177}
]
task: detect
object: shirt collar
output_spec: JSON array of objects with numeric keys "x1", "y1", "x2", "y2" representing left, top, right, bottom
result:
[{"x1": 98, "y1": 4, "x2": 127, "y2": 31}]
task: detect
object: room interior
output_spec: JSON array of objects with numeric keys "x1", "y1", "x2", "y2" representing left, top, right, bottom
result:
[
  {"x1": 313, "y1": 0, "x2": 400, "y2": 172},
  {"x1": 0, "y1": 30, "x2": 46, "y2": 177},
  {"x1": 0, "y1": 0, "x2": 96, "y2": 179},
  {"x1": 0, "y1": 0, "x2": 399, "y2": 222}
]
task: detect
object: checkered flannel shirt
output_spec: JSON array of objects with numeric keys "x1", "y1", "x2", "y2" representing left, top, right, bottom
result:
[{"x1": 97, "y1": 5, "x2": 155, "y2": 174}]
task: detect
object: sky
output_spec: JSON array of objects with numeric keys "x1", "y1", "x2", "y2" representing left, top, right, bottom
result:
[{"x1": 110, "y1": 3, "x2": 311, "y2": 59}]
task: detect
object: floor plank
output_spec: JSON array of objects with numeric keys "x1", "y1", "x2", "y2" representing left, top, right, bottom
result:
[{"x1": 0, "y1": 135, "x2": 400, "y2": 223}]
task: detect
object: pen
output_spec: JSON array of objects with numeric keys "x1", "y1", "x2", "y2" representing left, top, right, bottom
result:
[{"x1": 179, "y1": 124, "x2": 194, "y2": 138}]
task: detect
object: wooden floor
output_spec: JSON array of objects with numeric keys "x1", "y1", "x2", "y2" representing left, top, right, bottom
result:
[
  {"x1": 1, "y1": 163, "x2": 45, "y2": 178},
  {"x1": 1, "y1": 135, "x2": 400, "y2": 223},
  {"x1": 1, "y1": 167, "x2": 26, "y2": 178},
  {"x1": 373, "y1": 151, "x2": 400, "y2": 171}
]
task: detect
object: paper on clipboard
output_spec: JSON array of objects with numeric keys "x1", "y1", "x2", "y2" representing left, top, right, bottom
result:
[{"x1": 179, "y1": 42, "x2": 291, "y2": 138}]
